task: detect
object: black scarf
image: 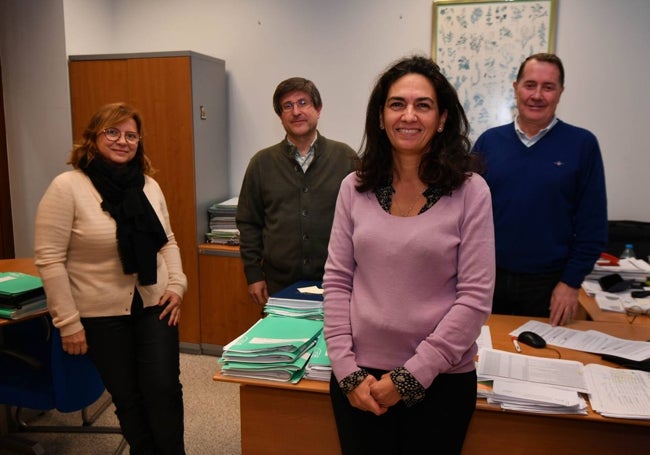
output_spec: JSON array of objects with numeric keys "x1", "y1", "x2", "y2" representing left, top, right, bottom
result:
[{"x1": 82, "y1": 157, "x2": 168, "y2": 285}]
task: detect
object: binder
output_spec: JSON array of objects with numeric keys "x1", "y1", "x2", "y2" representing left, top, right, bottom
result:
[
  {"x1": 0, "y1": 272, "x2": 43, "y2": 295},
  {"x1": 0, "y1": 272, "x2": 45, "y2": 308},
  {"x1": 0, "y1": 295, "x2": 47, "y2": 320},
  {"x1": 224, "y1": 315, "x2": 322, "y2": 355}
]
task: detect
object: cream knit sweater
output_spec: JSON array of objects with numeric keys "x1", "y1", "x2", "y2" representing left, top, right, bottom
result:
[{"x1": 34, "y1": 170, "x2": 187, "y2": 337}]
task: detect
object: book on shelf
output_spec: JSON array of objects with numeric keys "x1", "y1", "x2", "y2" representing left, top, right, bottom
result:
[{"x1": 206, "y1": 197, "x2": 239, "y2": 244}]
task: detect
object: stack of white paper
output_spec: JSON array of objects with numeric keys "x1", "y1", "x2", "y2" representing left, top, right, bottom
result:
[
  {"x1": 477, "y1": 347, "x2": 650, "y2": 419},
  {"x1": 264, "y1": 281, "x2": 324, "y2": 320},
  {"x1": 489, "y1": 379, "x2": 587, "y2": 414},
  {"x1": 582, "y1": 279, "x2": 650, "y2": 314},
  {"x1": 586, "y1": 258, "x2": 650, "y2": 281},
  {"x1": 477, "y1": 348, "x2": 588, "y2": 414},
  {"x1": 510, "y1": 320, "x2": 650, "y2": 362},
  {"x1": 206, "y1": 197, "x2": 239, "y2": 245},
  {"x1": 584, "y1": 363, "x2": 650, "y2": 420}
]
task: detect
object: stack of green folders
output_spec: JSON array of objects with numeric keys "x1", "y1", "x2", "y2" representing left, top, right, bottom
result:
[
  {"x1": 219, "y1": 314, "x2": 323, "y2": 383},
  {"x1": 0, "y1": 272, "x2": 47, "y2": 320},
  {"x1": 263, "y1": 280, "x2": 324, "y2": 320},
  {"x1": 303, "y1": 332, "x2": 332, "y2": 382}
]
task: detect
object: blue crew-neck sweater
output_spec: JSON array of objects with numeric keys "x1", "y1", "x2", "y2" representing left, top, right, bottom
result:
[{"x1": 473, "y1": 120, "x2": 607, "y2": 288}]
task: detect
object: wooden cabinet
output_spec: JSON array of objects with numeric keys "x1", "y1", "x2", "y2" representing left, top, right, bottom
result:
[
  {"x1": 68, "y1": 52, "x2": 229, "y2": 349},
  {"x1": 198, "y1": 244, "x2": 261, "y2": 354}
]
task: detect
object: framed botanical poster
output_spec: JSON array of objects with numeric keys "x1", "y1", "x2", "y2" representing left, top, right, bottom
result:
[{"x1": 432, "y1": 0, "x2": 557, "y2": 142}]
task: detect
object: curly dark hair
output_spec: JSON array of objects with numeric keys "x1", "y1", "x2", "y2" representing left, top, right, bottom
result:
[{"x1": 356, "y1": 55, "x2": 478, "y2": 194}]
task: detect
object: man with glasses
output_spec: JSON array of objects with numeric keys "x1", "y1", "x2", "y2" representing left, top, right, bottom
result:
[{"x1": 237, "y1": 77, "x2": 358, "y2": 305}]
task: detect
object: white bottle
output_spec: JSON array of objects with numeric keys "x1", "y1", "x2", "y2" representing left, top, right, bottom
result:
[{"x1": 619, "y1": 243, "x2": 636, "y2": 259}]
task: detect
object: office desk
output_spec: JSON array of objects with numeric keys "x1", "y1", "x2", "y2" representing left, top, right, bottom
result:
[
  {"x1": 0, "y1": 257, "x2": 46, "y2": 328},
  {"x1": 215, "y1": 314, "x2": 650, "y2": 455},
  {"x1": 0, "y1": 257, "x2": 45, "y2": 443},
  {"x1": 579, "y1": 287, "x2": 650, "y2": 325}
]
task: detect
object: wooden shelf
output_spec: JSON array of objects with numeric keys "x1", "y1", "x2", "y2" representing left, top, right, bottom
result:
[{"x1": 198, "y1": 244, "x2": 261, "y2": 353}]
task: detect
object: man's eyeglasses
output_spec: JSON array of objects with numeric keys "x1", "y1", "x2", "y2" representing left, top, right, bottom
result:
[
  {"x1": 624, "y1": 305, "x2": 650, "y2": 324},
  {"x1": 102, "y1": 128, "x2": 141, "y2": 145},
  {"x1": 281, "y1": 98, "x2": 312, "y2": 112}
]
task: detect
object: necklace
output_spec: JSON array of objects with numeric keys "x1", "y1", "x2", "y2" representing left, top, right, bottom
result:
[{"x1": 392, "y1": 189, "x2": 424, "y2": 217}]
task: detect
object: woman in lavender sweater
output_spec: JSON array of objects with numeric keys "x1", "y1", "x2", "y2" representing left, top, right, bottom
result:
[{"x1": 323, "y1": 56, "x2": 495, "y2": 455}]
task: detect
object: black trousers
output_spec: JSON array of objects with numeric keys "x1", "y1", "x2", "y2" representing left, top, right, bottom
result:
[
  {"x1": 330, "y1": 368, "x2": 477, "y2": 455},
  {"x1": 82, "y1": 291, "x2": 185, "y2": 455},
  {"x1": 492, "y1": 268, "x2": 564, "y2": 317}
]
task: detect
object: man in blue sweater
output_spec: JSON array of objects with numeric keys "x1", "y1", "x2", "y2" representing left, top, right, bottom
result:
[{"x1": 473, "y1": 53, "x2": 607, "y2": 326}]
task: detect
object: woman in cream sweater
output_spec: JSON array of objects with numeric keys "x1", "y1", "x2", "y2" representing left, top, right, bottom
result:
[{"x1": 35, "y1": 102, "x2": 187, "y2": 454}]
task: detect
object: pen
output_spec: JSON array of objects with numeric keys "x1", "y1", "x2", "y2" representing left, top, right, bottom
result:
[{"x1": 511, "y1": 337, "x2": 521, "y2": 353}]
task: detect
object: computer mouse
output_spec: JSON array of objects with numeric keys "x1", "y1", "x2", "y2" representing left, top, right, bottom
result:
[{"x1": 517, "y1": 331, "x2": 546, "y2": 348}]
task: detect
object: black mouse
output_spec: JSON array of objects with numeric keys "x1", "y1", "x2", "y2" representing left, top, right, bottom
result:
[{"x1": 517, "y1": 331, "x2": 546, "y2": 348}]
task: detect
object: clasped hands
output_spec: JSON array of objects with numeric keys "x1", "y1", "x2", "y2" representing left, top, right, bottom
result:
[{"x1": 346, "y1": 373, "x2": 401, "y2": 416}]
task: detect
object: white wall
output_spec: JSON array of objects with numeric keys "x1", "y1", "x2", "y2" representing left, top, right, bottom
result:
[
  {"x1": 2, "y1": 0, "x2": 649, "y2": 257},
  {"x1": 0, "y1": 0, "x2": 71, "y2": 257}
]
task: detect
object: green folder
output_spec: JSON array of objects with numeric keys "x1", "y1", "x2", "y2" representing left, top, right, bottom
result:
[
  {"x1": 0, "y1": 272, "x2": 43, "y2": 296},
  {"x1": 221, "y1": 338, "x2": 317, "y2": 364},
  {"x1": 306, "y1": 333, "x2": 330, "y2": 367},
  {"x1": 224, "y1": 315, "x2": 323, "y2": 355},
  {"x1": 221, "y1": 351, "x2": 312, "y2": 383}
]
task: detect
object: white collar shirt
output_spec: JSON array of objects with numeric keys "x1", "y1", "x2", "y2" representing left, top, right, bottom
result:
[{"x1": 514, "y1": 116, "x2": 559, "y2": 147}]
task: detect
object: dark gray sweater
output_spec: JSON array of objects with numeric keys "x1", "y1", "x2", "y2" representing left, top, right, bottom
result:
[{"x1": 236, "y1": 133, "x2": 359, "y2": 294}]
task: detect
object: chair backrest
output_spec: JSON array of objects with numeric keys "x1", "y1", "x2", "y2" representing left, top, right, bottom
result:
[
  {"x1": 0, "y1": 315, "x2": 106, "y2": 413},
  {"x1": 49, "y1": 320, "x2": 106, "y2": 412}
]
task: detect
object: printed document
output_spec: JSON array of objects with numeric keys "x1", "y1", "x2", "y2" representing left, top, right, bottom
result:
[{"x1": 509, "y1": 320, "x2": 650, "y2": 362}]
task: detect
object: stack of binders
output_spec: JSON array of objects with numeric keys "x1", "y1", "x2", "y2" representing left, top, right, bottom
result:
[
  {"x1": 302, "y1": 332, "x2": 332, "y2": 382},
  {"x1": 264, "y1": 280, "x2": 324, "y2": 320},
  {"x1": 0, "y1": 272, "x2": 47, "y2": 320},
  {"x1": 219, "y1": 314, "x2": 323, "y2": 383},
  {"x1": 205, "y1": 197, "x2": 240, "y2": 245}
]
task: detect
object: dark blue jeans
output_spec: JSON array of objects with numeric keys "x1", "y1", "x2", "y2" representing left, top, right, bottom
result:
[
  {"x1": 330, "y1": 368, "x2": 477, "y2": 455},
  {"x1": 82, "y1": 291, "x2": 185, "y2": 455}
]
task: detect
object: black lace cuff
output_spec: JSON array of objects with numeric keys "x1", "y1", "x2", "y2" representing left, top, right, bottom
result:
[
  {"x1": 338, "y1": 369, "x2": 369, "y2": 394},
  {"x1": 390, "y1": 367, "x2": 426, "y2": 407}
]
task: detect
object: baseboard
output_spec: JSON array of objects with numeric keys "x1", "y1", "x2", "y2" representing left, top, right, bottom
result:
[
  {"x1": 199, "y1": 343, "x2": 223, "y2": 357},
  {"x1": 178, "y1": 342, "x2": 201, "y2": 355}
]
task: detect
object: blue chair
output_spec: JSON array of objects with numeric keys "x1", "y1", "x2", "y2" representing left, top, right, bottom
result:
[{"x1": 0, "y1": 315, "x2": 126, "y2": 454}]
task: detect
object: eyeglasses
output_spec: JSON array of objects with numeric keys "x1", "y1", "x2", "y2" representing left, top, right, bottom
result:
[
  {"x1": 281, "y1": 98, "x2": 312, "y2": 112},
  {"x1": 102, "y1": 128, "x2": 141, "y2": 145},
  {"x1": 624, "y1": 305, "x2": 650, "y2": 324}
]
